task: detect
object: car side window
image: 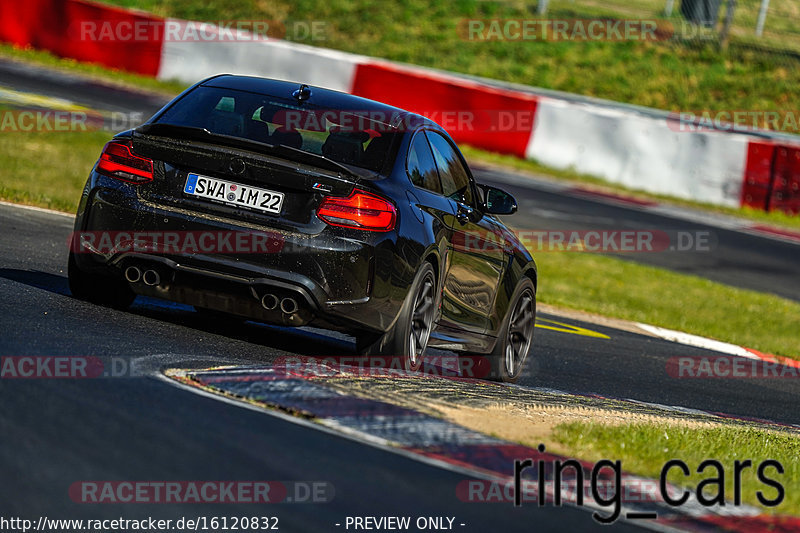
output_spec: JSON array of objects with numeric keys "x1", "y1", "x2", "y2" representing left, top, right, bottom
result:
[
  {"x1": 426, "y1": 131, "x2": 474, "y2": 206},
  {"x1": 406, "y1": 132, "x2": 442, "y2": 194}
]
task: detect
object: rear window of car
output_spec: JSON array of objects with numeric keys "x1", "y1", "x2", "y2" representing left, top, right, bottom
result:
[{"x1": 155, "y1": 86, "x2": 400, "y2": 173}]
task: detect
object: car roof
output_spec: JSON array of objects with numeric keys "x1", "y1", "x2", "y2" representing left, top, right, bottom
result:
[{"x1": 201, "y1": 74, "x2": 438, "y2": 132}]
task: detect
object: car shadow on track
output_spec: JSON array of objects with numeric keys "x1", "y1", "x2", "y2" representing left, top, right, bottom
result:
[
  {"x1": 0, "y1": 268, "x2": 356, "y2": 359},
  {"x1": 0, "y1": 268, "x2": 71, "y2": 295}
]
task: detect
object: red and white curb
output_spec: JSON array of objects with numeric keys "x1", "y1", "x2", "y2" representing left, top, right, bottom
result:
[
  {"x1": 636, "y1": 323, "x2": 800, "y2": 371},
  {"x1": 165, "y1": 360, "x2": 799, "y2": 532}
]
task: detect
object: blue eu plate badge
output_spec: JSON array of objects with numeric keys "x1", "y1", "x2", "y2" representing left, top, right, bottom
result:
[{"x1": 184, "y1": 173, "x2": 199, "y2": 194}]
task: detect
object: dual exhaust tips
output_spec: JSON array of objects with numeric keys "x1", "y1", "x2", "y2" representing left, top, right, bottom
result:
[
  {"x1": 125, "y1": 265, "x2": 299, "y2": 315},
  {"x1": 261, "y1": 293, "x2": 299, "y2": 314},
  {"x1": 124, "y1": 265, "x2": 161, "y2": 287}
]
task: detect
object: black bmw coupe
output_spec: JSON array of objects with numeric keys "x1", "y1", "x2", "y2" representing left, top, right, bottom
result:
[{"x1": 68, "y1": 75, "x2": 537, "y2": 382}]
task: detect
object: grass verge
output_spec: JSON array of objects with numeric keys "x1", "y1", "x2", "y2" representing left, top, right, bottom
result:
[
  {"x1": 0, "y1": 128, "x2": 113, "y2": 213},
  {"x1": 552, "y1": 421, "x2": 799, "y2": 515},
  {"x1": 537, "y1": 251, "x2": 800, "y2": 360}
]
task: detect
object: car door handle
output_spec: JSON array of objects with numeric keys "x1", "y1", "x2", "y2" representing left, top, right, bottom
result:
[{"x1": 456, "y1": 204, "x2": 473, "y2": 224}]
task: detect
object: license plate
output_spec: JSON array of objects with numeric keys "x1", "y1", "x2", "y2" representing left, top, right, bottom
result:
[{"x1": 183, "y1": 173, "x2": 284, "y2": 215}]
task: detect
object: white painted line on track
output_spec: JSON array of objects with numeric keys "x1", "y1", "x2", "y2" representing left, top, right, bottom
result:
[
  {"x1": 0, "y1": 84, "x2": 88, "y2": 111},
  {"x1": 0, "y1": 200, "x2": 73, "y2": 218},
  {"x1": 635, "y1": 323, "x2": 759, "y2": 359}
]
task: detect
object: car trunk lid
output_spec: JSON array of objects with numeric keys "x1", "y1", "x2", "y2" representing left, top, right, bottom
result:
[{"x1": 130, "y1": 126, "x2": 365, "y2": 231}]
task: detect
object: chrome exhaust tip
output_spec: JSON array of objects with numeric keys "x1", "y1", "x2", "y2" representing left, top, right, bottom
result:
[
  {"x1": 280, "y1": 297, "x2": 299, "y2": 314},
  {"x1": 124, "y1": 266, "x2": 142, "y2": 283},
  {"x1": 142, "y1": 269, "x2": 161, "y2": 287},
  {"x1": 261, "y1": 293, "x2": 279, "y2": 310}
]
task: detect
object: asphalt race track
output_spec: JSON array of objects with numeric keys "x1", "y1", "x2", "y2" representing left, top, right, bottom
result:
[
  {"x1": 1, "y1": 202, "x2": 652, "y2": 532},
  {"x1": 0, "y1": 57, "x2": 169, "y2": 118},
  {"x1": 2, "y1": 57, "x2": 800, "y2": 531}
]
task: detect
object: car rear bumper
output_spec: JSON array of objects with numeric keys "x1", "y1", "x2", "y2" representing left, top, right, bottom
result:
[{"x1": 72, "y1": 177, "x2": 404, "y2": 332}]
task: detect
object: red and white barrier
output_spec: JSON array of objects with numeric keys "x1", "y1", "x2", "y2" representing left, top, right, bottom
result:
[
  {"x1": 350, "y1": 62, "x2": 538, "y2": 158},
  {"x1": 0, "y1": 0, "x2": 162, "y2": 76},
  {"x1": 527, "y1": 98, "x2": 749, "y2": 208},
  {"x1": 742, "y1": 141, "x2": 800, "y2": 213},
  {"x1": 157, "y1": 19, "x2": 362, "y2": 93},
  {"x1": 1, "y1": 0, "x2": 798, "y2": 214}
]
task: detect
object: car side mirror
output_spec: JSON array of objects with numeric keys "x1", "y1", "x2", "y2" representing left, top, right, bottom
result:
[{"x1": 480, "y1": 185, "x2": 517, "y2": 215}]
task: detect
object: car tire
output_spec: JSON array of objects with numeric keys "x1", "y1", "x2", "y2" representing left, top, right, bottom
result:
[
  {"x1": 484, "y1": 278, "x2": 536, "y2": 383},
  {"x1": 68, "y1": 251, "x2": 136, "y2": 310},
  {"x1": 357, "y1": 261, "x2": 436, "y2": 372}
]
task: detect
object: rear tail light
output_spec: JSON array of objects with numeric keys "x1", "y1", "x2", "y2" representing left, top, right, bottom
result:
[
  {"x1": 96, "y1": 140, "x2": 154, "y2": 184},
  {"x1": 317, "y1": 189, "x2": 396, "y2": 232}
]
